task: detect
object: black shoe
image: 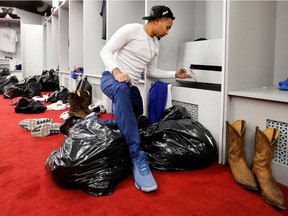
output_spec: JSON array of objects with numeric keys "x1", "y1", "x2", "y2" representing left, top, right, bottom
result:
[
  {"x1": 7, "y1": 7, "x2": 20, "y2": 19},
  {"x1": 60, "y1": 115, "x2": 83, "y2": 135},
  {"x1": 137, "y1": 115, "x2": 150, "y2": 129},
  {"x1": 1, "y1": 7, "x2": 11, "y2": 19}
]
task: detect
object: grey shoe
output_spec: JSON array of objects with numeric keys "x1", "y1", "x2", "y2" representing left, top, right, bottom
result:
[
  {"x1": 31, "y1": 122, "x2": 62, "y2": 137},
  {"x1": 19, "y1": 118, "x2": 53, "y2": 130}
]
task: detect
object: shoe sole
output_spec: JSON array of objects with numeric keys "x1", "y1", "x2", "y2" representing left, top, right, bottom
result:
[
  {"x1": 19, "y1": 118, "x2": 53, "y2": 130},
  {"x1": 31, "y1": 123, "x2": 62, "y2": 137},
  {"x1": 135, "y1": 182, "x2": 158, "y2": 193},
  {"x1": 261, "y1": 192, "x2": 286, "y2": 210},
  {"x1": 235, "y1": 180, "x2": 259, "y2": 191}
]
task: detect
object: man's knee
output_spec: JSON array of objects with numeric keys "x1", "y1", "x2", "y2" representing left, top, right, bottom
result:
[
  {"x1": 100, "y1": 72, "x2": 115, "y2": 98},
  {"x1": 112, "y1": 82, "x2": 131, "y2": 97}
]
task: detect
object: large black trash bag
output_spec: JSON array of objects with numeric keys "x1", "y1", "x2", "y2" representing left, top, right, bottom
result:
[
  {"x1": 46, "y1": 86, "x2": 70, "y2": 103},
  {"x1": 45, "y1": 119, "x2": 131, "y2": 196},
  {"x1": 0, "y1": 74, "x2": 18, "y2": 93},
  {"x1": 3, "y1": 76, "x2": 42, "y2": 99},
  {"x1": 40, "y1": 69, "x2": 59, "y2": 91},
  {"x1": 140, "y1": 105, "x2": 218, "y2": 171},
  {"x1": 0, "y1": 67, "x2": 10, "y2": 77}
]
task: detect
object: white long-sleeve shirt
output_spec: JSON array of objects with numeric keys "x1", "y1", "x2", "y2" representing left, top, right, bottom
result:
[{"x1": 100, "y1": 23, "x2": 175, "y2": 86}]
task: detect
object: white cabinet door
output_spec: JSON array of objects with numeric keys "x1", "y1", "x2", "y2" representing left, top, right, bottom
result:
[{"x1": 22, "y1": 24, "x2": 43, "y2": 77}]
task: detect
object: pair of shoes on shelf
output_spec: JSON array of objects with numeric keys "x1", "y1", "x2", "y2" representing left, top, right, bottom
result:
[
  {"x1": 0, "y1": 7, "x2": 20, "y2": 19},
  {"x1": 19, "y1": 118, "x2": 61, "y2": 138},
  {"x1": 132, "y1": 151, "x2": 158, "y2": 193}
]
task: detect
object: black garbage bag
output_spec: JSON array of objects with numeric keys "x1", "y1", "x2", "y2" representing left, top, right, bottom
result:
[
  {"x1": 3, "y1": 76, "x2": 42, "y2": 99},
  {"x1": 0, "y1": 67, "x2": 11, "y2": 77},
  {"x1": 45, "y1": 119, "x2": 131, "y2": 196},
  {"x1": 140, "y1": 105, "x2": 218, "y2": 171},
  {"x1": 76, "y1": 76, "x2": 93, "y2": 104},
  {"x1": 40, "y1": 69, "x2": 59, "y2": 91},
  {"x1": 46, "y1": 86, "x2": 70, "y2": 103},
  {"x1": 0, "y1": 67, "x2": 10, "y2": 77},
  {"x1": 60, "y1": 115, "x2": 83, "y2": 135},
  {"x1": 0, "y1": 74, "x2": 18, "y2": 93}
]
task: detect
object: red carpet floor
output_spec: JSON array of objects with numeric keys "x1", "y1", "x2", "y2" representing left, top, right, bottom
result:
[{"x1": 0, "y1": 95, "x2": 287, "y2": 216}]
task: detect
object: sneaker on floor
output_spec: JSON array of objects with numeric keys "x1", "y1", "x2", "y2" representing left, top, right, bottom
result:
[
  {"x1": 31, "y1": 122, "x2": 62, "y2": 137},
  {"x1": 19, "y1": 118, "x2": 53, "y2": 131},
  {"x1": 85, "y1": 112, "x2": 98, "y2": 121},
  {"x1": 47, "y1": 100, "x2": 67, "y2": 110},
  {"x1": 132, "y1": 151, "x2": 158, "y2": 192},
  {"x1": 60, "y1": 111, "x2": 70, "y2": 120},
  {"x1": 88, "y1": 102, "x2": 106, "y2": 115}
]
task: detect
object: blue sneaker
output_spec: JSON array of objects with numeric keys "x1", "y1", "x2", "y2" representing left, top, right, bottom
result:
[
  {"x1": 132, "y1": 151, "x2": 158, "y2": 192},
  {"x1": 85, "y1": 112, "x2": 98, "y2": 121}
]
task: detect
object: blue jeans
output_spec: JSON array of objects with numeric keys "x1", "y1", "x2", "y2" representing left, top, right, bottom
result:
[{"x1": 100, "y1": 71, "x2": 143, "y2": 158}]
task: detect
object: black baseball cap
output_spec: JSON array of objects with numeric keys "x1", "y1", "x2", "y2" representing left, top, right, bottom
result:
[{"x1": 142, "y1": 5, "x2": 175, "y2": 20}]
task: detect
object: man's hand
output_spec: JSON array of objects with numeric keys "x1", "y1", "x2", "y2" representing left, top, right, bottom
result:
[
  {"x1": 175, "y1": 68, "x2": 191, "y2": 79},
  {"x1": 112, "y1": 68, "x2": 131, "y2": 83}
]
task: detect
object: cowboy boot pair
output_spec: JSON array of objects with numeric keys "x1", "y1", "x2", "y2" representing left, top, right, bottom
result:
[{"x1": 226, "y1": 120, "x2": 286, "y2": 210}]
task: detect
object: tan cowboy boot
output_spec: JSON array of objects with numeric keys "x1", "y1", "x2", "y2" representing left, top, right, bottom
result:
[
  {"x1": 68, "y1": 91, "x2": 90, "y2": 118},
  {"x1": 78, "y1": 90, "x2": 92, "y2": 116},
  {"x1": 252, "y1": 127, "x2": 286, "y2": 210},
  {"x1": 226, "y1": 120, "x2": 258, "y2": 190}
]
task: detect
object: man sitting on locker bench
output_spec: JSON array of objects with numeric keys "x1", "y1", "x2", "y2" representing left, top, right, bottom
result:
[{"x1": 100, "y1": 5, "x2": 191, "y2": 193}]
